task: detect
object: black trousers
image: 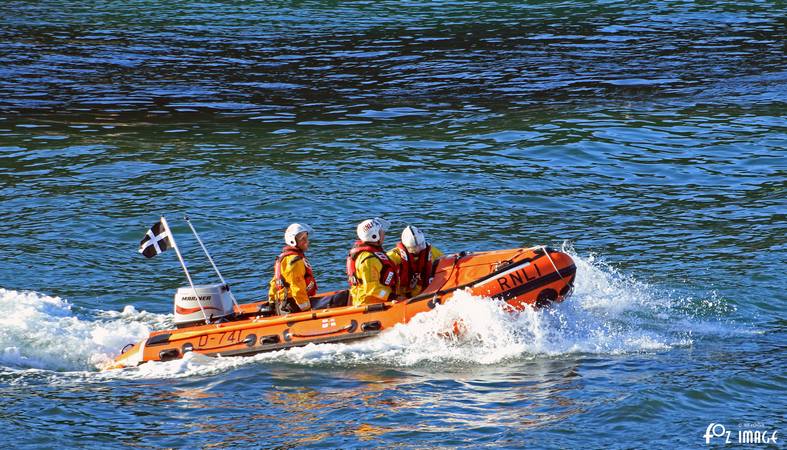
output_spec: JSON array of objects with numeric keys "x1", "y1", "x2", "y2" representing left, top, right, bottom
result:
[{"x1": 311, "y1": 290, "x2": 349, "y2": 310}]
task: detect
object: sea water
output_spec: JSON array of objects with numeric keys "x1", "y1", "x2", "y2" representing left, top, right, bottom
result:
[{"x1": 0, "y1": 1, "x2": 784, "y2": 448}]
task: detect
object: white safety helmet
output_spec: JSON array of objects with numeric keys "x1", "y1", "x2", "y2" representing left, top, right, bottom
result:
[
  {"x1": 284, "y1": 223, "x2": 313, "y2": 246},
  {"x1": 356, "y1": 217, "x2": 390, "y2": 243},
  {"x1": 401, "y1": 225, "x2": 427, "y2": 253}
]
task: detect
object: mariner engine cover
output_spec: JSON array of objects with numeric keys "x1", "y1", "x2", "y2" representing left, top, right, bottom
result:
[{"x1": 173, "y1": 283, "x2": 233, "y2": 325}]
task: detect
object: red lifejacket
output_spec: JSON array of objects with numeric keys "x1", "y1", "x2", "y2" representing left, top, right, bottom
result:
[
  {"x1": 346, "y1": 241, "x2": 397, "y2": 288},
  {"x1": 394, "y1": 242, "x2": 434, "y2": 293},
  {"x1": 274, "y1": 245, "x2": 317, "y2": 297}
]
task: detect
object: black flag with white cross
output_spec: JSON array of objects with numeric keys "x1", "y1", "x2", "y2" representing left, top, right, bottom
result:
[{"x1": 139, "y1": 219, "x2": 173, "y2": 258}]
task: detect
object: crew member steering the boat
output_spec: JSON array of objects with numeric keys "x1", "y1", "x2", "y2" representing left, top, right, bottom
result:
[
  {"x1": 387, "y1": 225, "x2": 443, "y2": 299},
  {"x1": 268, "y1": 223, "x2": 318, "y2": 314},
  {"x1": 347, "y1": 218, "x2": 397, "y2": 306}
]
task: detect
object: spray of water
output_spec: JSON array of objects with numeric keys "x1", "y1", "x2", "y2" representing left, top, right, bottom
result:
[
  {"x1": 0, "y1": 249, "x2": 736, "y2": 379},
  {"x1": 0, "y1": 288, "x2": 160, "y2": 371}
]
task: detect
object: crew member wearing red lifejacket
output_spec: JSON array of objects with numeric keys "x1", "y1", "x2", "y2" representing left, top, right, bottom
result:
[
  {"x1": 387, "y1": 225, "x2": 443, "y2": 299},
  {"x1": 346, "y1": 218, "x2": 398, "y2": 306},
  {"x1": 268, "y1": 223, "x2": 317, "y2": 314}
]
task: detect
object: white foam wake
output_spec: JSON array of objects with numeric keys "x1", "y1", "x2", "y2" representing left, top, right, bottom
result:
[
  {"x1": 0, "y1": 288, "x2": 164, "y2": 371},
  {"x1": 1, "y1": 246, "x2": 737, "y2": 379},
  {"x1": 246, "y1": 291, "x2": 684, "y2": 369}
]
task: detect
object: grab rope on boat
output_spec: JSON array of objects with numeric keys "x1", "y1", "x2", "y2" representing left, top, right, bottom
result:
[
  {"x1": 429, "y1": 251, "x2": 464, "y2": 307},
  {"x1": 541, "y1": 245, "x2": 573, "y2": 297}
]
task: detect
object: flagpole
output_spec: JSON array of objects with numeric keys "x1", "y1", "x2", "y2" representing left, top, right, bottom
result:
[
  {"x1": 160, "y1": 215, "x2": 211, "y2": 325},
  {"x1": 183, "y1": 215, "x2": 241, "y2": 313}
]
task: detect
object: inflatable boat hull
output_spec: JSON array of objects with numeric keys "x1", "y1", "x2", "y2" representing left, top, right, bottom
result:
[{"x1": 110, "y1": 247, "x2": 575, "y2": 368}]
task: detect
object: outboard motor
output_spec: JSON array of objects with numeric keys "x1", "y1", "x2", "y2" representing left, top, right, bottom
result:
[{"x1": 174, "y1": 283, "x2": 233, "y2": 326}]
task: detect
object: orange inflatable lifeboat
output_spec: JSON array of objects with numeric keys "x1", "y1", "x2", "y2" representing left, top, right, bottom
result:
[{"x1": 110, "y1": 246, "x2": 575, "y2": 369}]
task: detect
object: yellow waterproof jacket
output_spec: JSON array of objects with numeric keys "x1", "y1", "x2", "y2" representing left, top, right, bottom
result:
[
  {"x1": 387, "y1": 245, "x2": 444, "y2": 298},
  {"x1": 268, "y1": 254, "x2": 314, "y2": 311},
  {"x1": 349, "y1": 251, "x2": 395, "y2": 307}
]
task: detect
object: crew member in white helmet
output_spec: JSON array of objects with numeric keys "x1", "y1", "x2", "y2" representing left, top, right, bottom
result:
[
  {"x1": 268, "y1": 223, "x2": 318, "y2": 314},
  {"x1": 387, "y1": 225, "x2": 443, "y2": 298},
  {"x1": 346, "y1": 217, "x2": 398, "y2": 306}
]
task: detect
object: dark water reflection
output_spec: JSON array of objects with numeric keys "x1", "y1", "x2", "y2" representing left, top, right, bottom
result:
[{"x1": 1, "y1": 1, "x2": 784, "y2": 121}]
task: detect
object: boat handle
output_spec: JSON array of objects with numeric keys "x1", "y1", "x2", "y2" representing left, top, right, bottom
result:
[{"x1": 291, "y1": 320, "x2": 358, "y2": 338}]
